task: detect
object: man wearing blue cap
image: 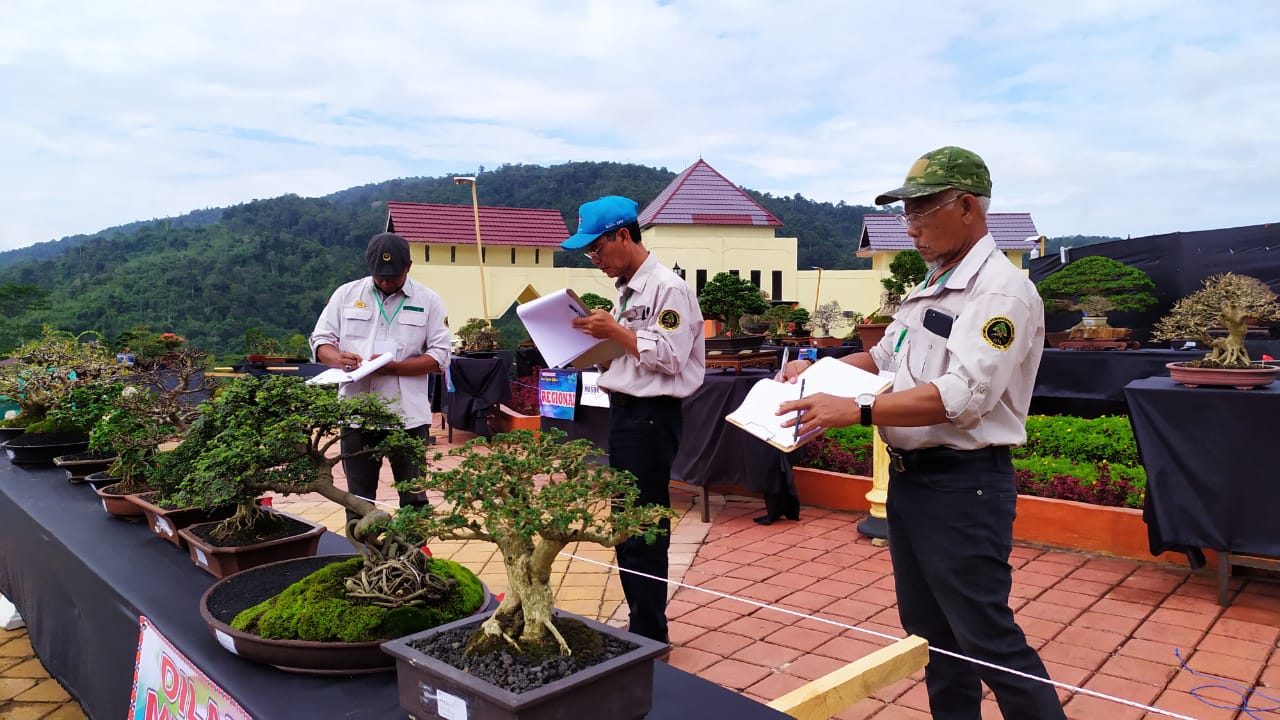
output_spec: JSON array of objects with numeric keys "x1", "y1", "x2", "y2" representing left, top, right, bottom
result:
[{"x1": 561, "y1": 196, "x2": 706, "y2": 644}]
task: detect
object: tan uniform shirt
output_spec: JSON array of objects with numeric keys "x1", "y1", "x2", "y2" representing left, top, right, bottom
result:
[
  {"x1": 868, "y1": 234, "x2": 1044, "y2": 451},
  {"x1": 310, "y1": 276, "x2": 452, "y2": 429},
  {"x1": 598, "y1": 253, "x2": 706, "y2": 399}
]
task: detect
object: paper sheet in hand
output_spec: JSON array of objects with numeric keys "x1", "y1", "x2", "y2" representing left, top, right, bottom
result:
[
  {"x1": 725, "y1": 357, "x2": 893, "y2": 451},
  {"x1": 516, "y1": 288, "x2": 625, "y2": 369},
  {"x1": 305, "y1": 351, "x2": 394, "y2": 385}
]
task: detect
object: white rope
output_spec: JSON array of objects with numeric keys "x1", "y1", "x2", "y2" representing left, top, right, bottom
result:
[{"x1": 559, "y1": 550, "x2": 1203, "y2": 720}]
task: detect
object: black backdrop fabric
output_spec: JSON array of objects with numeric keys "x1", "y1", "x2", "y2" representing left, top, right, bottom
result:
[{"x1": 1029, "y1": 223, "x2": 1280, "y2": 342}]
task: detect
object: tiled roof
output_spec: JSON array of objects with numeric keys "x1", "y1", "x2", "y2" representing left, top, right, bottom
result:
[
  {"x1": 638, "y1": 159, "x2": 782, "y2": 228},
  {"x1": 859, "y1": 213, "x2": 1040, "y2": 252},
  {"x1": 386, "y1": 202, "x2": 568, "y2": 247}
]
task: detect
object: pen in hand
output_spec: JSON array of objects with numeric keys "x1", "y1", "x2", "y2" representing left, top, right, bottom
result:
[{"x1": 793, "y1": 379, "x2": 806, "y2": 441}]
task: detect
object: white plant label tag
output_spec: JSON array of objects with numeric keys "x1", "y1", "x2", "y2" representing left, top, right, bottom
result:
[
  {"x1": 154, "y1": 517, "x2": 173, "y2": 536},
  {"x1": 214, "y1": 629, "x2": 238, "y2": 655},
  {"x1": 194, "y1": 548, "x2": 207, "y2": 566},
  {"x1": 436, "y1": 690, "x2": 467, "y2": 720},
  {"x1": 102, "y1": 499, "x2": 109, "y2": 512}
]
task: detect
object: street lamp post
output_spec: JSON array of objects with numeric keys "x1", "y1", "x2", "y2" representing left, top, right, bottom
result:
[
  {"x1": 453, "y1": 176, "x2": 490, "y2": 324},
  {"x1": 810, "y1": 266, "x2": 823, "y2": 311}
]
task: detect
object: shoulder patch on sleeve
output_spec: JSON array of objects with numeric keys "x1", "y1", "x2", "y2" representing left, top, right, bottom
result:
[
  {"x1": 658, "y1": 309, "x2": 680, "y2": 331},
  {"x1": 982, "y1": 317, "x2": 1015, "y2": 350}
]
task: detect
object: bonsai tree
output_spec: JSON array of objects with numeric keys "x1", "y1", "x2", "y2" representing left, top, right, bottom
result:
[
  {"x1": 456, "y1": 317, "x2": 501, "y2": 353},
  {"x1": 0, "y1": 327, "x2": 127, "y2": 430},
  {"x1": 698, "y1": 272, "x2": 769, "y2": 335},
  {"x1": 1150, "y1": 273, "x2": 1280, "y2": 368},
  {"x1": 762, "y1": 304, "x2": 795, "y2": 336},
  {"x1": 809, "y1": 301, "x2": 846, "y2": 338},
  {"x1": 1036, "y1": 256, "x2": 1158, "y2": 327},
  {"x1": 788, "y1": 307, "x2": 811, "y2": 333},
  {"x1": 389, "y1": 429, "x2": 674, "y2": 656},
  {"x1": 880, "y1": 250, "x2": 928, "y2": 315},
  {"x1": 578, "y1": 292, "x2": 614, "y2": 312},
  {"x1": 243, "y1": 327, "x2": 283, "y2": 357}
]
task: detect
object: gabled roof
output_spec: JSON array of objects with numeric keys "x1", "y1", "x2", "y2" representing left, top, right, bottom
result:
[
  {"x1": 386, "y1": 202, "x2": 568, "y2": 247},
  {"x1": 638, "y1": 159, "x2": 782, "y2": 228},
  {"x1": 859, "y1": 213, "x2": 1040, "y2": 253}
]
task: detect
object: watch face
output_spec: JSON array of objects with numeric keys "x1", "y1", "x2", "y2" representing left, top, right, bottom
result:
[{"x1": 857, "y1": 393, "x2": 875, "y2": 405}]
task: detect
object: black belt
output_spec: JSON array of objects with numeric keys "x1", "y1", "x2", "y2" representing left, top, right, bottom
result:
[
  {"x1": 609, "y1": 392, "x2": 679, "y2": 408},
  {"x1": 886, "y1": 445, "x2": 1009, "y2": 473}
]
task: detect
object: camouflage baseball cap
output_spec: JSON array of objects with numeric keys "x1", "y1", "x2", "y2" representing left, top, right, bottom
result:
[{"x1": 874, "y1": 146, "x2": 991, "y2": 205}]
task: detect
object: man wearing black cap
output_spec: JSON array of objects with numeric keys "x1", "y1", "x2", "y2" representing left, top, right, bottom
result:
[
  {"x1": 311, "y1": 232, "x2": 452, "y2": 519},
  {"x1": 778, "y1": 148, "x2": 1063, "y2": 719},
  {"x1": 561, "y1": 195, "x2": 705, "y2": 644}
]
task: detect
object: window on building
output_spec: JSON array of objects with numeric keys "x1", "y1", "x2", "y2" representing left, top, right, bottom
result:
[
  {"x1": 425, "y1": 245, "x2": 430, "y2": 262},
  {"x1": 482, "y1": 247, "x2": 487, "y2": 263},
  {"x1": 535, "y1": 248, "x2": 540, "y2": 264},
  {"x1": 696, "y1": 269, "x2": 707, "y2": 294},
  {"x1": 511, "y1": 248, "x2": 516, "y2": 264},
  {"x1": 450, "y1": 246, "x2": 456, "y2": 263},
  {"x1": 729, "y1": 269, "x2": 739, "y2": 277},
  {"x1": 750, "y1": 270, "x2": 761, "y2": 287},
  {"x1": 771, "y1": 271, "x2": 782, "y2": 301}
]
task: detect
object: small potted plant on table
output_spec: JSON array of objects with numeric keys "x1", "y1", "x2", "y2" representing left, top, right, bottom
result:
[
  {"x1": 1150, "y1": 272, "x2": 1280, "y2": 388},
  {"x1": 381, "y1": 429, "x2": 674, "y2": 720}
]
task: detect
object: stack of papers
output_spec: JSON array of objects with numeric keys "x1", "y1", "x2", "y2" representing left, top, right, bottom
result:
[
  {"x1": 515, "y1": 288, "x2": 626, "y2": 369},
  {"x1": 305, "y1": 352, "x2": 393, "y2": 385},
  {"x1": 725, "y1": 357, "x2": 893, "y2": 451}
]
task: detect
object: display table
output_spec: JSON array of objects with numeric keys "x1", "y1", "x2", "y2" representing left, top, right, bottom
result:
[
  {"x1": 1123, "y1": 376, "x2": 1280, "y2": 603},
  {"x1": 543, "y1": 369, "x2": 798, "y2": 522},
  {"x1": 0, "y1": 461, "x2": 789, "y2": 719}
]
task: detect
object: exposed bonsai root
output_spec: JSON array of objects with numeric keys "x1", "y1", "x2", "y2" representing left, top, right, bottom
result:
[
  {"x1": 343, "y1": 530, "x2": 455, "y2": 608},
  {"x1": 540, "y1": 616, "x2": 571, "y2": 656},
  {"x1": 480, "y1": 615, "x2": 522, "y2": 652}
]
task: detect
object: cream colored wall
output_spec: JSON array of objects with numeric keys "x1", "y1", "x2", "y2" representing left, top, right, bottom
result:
[{"x1": 643, "y1": 224, "x2": 799, "y2": 300}]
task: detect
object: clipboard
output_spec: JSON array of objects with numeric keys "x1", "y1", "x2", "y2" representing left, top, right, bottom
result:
[{"x1": 516, "y1": 288, "x2": 626, "y2": 370}]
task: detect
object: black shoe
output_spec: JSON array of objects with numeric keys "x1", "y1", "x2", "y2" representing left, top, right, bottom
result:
[{"x1": 753, "y1": 514, "x2": 779, "y2": 525}]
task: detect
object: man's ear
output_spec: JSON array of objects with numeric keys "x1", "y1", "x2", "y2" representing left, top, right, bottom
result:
[{"x1": 616, "y1": 227, "x2": 633, "y2": 243}]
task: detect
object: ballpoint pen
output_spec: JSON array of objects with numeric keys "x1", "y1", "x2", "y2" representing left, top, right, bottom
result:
[
  {"x1": 793, "y1": 378, "x2": 806, "y2": 441},
  {"x1": 776, "y1": 346, "x2": 789, "y2": 381}
]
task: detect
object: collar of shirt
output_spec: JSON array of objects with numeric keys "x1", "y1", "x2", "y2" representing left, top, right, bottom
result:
[
  {"x1": 932, "y1": 233, "x2": 998, "y2": 292},
  {"x1": 614, "y1": 251, "x2": 659, "y2": 299},
  {"x1": 365, "y1": 275, "x2": 419, "y2": 302}
]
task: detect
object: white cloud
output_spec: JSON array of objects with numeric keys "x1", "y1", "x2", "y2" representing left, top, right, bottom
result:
[{"x1": 2, "y1": 0, "x2": 1279, "y2": 250}]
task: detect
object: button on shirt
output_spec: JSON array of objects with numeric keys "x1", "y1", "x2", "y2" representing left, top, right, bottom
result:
[
  {"x1": 598, "y1": 253, "x2": 706, "y2": 399},
  {"x1": 310, "y1": 276, "x2": 452, "y2": 429},
  {"x1": 867, "y1": 234, "x2": 1044, "y2": 451}
]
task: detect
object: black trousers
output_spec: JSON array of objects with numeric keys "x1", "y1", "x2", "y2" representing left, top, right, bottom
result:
[
  {"x1": 339, "y1": 425, "x2": 433, "y2": 521},
  {"x1": 608, "y1": 393, "x2": 682, "y2": 644},
  {"x1": 886, "y1": 447, "x2": 1066, "y2": 720}
]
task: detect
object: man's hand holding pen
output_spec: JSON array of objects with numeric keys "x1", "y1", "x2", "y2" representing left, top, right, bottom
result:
[
  {"x1": 570, "y1": 309, "x2": 620, "y2": 339},
  {"x1": 777, "y1": 358, "x2": 813, "y2": 383},
  {"x1": 777, "y1": 392, "x2": 860, "y2": 437}
]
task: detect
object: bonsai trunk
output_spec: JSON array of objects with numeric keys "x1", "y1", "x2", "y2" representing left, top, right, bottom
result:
[
  {"x1": 1206, "y1": 303, "x2": 1252, "y2": 367},
  {"x1": 482, "y1": 534, "x2": 568, "y2": 653}
]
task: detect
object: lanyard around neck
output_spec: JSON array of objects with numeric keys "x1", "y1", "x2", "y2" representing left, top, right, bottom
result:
[{"x1": 375, "y1": 289, "x2": 407, "y2": 328}]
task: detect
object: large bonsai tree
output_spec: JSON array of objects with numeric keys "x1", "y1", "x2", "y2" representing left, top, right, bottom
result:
[
  {"x1": 698, "y1": 272, "x2": 769, "y2": 334},
  {"x1": 390, "y1": 429, "x2": 673, "y2": 656},
  {"x1": 810, "y1": 300, "x2": 846, "y2": 338},
  {"x1": 1150, "y1": 273, "x2": 1280, "y2": 368},
  {"x1": 1036, "y1": 256, "x2": 1158, "y2": 323}
]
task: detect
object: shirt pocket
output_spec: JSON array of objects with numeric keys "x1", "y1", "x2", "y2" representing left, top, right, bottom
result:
[
  {"x1": 905, "y1": 332, "x2": 948, "y2": 382},
  {"x1": 341, "y1": 307, "x2": 375, "y2": 337},
  {"x1": 397, "y1": 310, "x2": 427, "y2": 328}
]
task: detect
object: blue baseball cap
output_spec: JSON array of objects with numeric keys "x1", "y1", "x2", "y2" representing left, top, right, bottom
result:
[{"x1": 561, "y1": 196, "x2": 639, "y2": 250}]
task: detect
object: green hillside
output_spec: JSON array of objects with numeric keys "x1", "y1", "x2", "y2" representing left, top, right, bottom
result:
[{"x1": 1, "y1": 161, "x2": 1108, "y2": 355}]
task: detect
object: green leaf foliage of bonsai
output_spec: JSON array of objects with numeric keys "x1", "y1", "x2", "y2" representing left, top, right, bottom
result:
[
  {"x1": 0, "y1": 327, "x2": 128, "y2": 429},
  {"x1": 1150, "y1": 272, "x2": 1280, "y2": 368},
  {"x1": 578, "y1": 292, "x2": 614, "y2": 312},
  {"x1": 698, "y1": 272, "x2": 769, "y2": 334},
  {"x1": 1036, "y1": 255, "x2": 1158, "y2": 315}
]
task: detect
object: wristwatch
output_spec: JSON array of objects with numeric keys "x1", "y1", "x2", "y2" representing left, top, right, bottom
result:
[{"x1": 857, "y1": 393, "x2": 876, "y2": 426}]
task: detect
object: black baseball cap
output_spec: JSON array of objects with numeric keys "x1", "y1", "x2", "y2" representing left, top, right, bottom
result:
[{"x1": 366, "y1": 232, "x2": 411, "y2": 278}]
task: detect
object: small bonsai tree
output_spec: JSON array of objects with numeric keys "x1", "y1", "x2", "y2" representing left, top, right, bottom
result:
[
  {"x1": 788, "y1": 307, "x2": 811, "y2": 333},
  {"x1": 91, "y1": 385, "x2": 192, "y2": 495},
  {"x1": 880, "y1": 250, "x2": 928, "y2": 315},
  {"x1": 762, "y1": 304, "x2": 795, "y2": 336},
  {"x1": 578, "y1": 292, "x2": 614, "y2": 313},
  {"x1": 390, "y1": 429, "x2": 674, "y2": 656},
  {"x1": 809, "y1": 301, "x2": 845, "y2": 338},
  {"x1": 698, "y1": 272, "x2": 769, "y2": 335},
  {"x1": 456, "y1": 318, "x2": 501, "y2": 353},
  {"x1": 1150, "y1": 273, "x2": 1280, "y2": 368},
  {"x1": 243, "y1": 327, "x2": 283, "y2": 357},
  {"x1": 0, "y1": 327, "x2": 127, "y2": 430},
  {"x1": 1036, "y1": 256, "x2": 1158, "y2": 327}
]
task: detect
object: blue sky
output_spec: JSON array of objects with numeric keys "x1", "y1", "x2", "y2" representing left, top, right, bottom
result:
[{"x1": 2, "y1": 0, "x2": 1277, "y2": 252}]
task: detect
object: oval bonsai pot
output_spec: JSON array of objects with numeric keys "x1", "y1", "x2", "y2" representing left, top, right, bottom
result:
[
  {"x1": 1166, "y1": 361, "x2": 1280, "y2": 390},
  {"x1": 2, "y1": 432, "x2": 91, "y2": 466},
  {"x1": 128, "y1": 492, "x2": 236, "y2": 549},
  {"x1": 179, "y1": 509, "x2": 326, "y2": 578},
  {"x1": 199, "y1": 554, "x2": 497, "y2": 675},
  {"x1": 93, "y1": 480, "x2": 147, "y2": 518},
  {"x1": 53, "y1": 452, "x2": 118, "y2": 483},
  {"x1": 381, "y1": 610, "x2": 668, "y2": 720}
]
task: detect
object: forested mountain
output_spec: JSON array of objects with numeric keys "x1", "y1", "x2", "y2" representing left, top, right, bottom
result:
[{"x1": 0, "y1": 161, "x2": 1114, "y2": 355}]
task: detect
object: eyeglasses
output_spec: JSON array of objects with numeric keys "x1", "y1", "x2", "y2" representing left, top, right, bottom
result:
[
  {"x1": 583, "y1": 232, "x2": 614, "y2": 259},
  {"x1": 896, "y1": 194, "x2": 964, "y2": 228}
]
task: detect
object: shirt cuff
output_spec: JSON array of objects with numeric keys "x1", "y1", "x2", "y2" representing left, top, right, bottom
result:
[{"x1": 932, "y1": 375, "x2": 982, "y2": 430}]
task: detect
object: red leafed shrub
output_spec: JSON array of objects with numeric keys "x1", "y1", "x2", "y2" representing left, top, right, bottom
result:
[{"x1": 509, "y1": 373, "x2": 540, "y2": 415}]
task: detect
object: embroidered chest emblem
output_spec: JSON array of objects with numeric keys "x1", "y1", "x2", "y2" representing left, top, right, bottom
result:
[
  {"x1": 354, "y1": 300, "x2": 366, "y2": 308},
  {"x1": 658, "y1": 309, "x2": 680, "y2": 331},
  {"x1": 982, "y1": 317, "x2": 1015, "y2": 350}
]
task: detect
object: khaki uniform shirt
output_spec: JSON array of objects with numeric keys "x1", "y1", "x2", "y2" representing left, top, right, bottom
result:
[
  {"x1": 310, "y1": 276, "x2": 452, "y2": 429},
  {"x1": 598, "y1": 253, "x2": 706, "y2": 399},
  {"x1": 868, "y1": 234, "x2": 1044, "y2": 451}
]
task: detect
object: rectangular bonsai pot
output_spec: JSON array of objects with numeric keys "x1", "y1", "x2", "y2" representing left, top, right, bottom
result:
[
  {"x1": 178, "y1": 509, "x2": 326, "y2": 578},
  {"x1": 382, "y1": 610, "x2": 668, "y2": 720},
  {"x1": 127, "y1": 492, "x2": 236, "y2": 549},
  {"x1": 53, "y1": 453, "x2": 117, "y2": 483}
]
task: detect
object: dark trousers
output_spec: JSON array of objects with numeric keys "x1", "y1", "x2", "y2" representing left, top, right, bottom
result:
[
  {"x1": 886, "y1": 447, "x2": 1065, "y2": 720},
  {"x1": 608, "y1": 393, "x2": 682, "y2": 644},
  {"x1": 339, "y1": 424, "x2": 433, "y2": 521}
]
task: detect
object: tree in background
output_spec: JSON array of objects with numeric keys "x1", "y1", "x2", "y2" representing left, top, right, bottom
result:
[
  {"x1": 578, "y1": 292, "x2": 614, "y2": 312},
  {"x1": 810, "y1": 300, "x2": 847, "y2": 338},
  {"x1": 1036, "y1": 256, "x2": 1157, "y2": 326},
  {"x1": 880, "y1": 250, "x2": 928, "y2": 315},
  {"x1": 455, "y1": 318, "x2": 501, "y2": 353},
  {"x1": 698, "y1": 272, "x2": 769, "y2": 335}
]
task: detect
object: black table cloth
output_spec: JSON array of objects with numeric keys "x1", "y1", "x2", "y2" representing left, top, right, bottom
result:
[
  {"x1": 0, "y1": 460, "x2": 789, "y2": 720},
  {"x1": 1123, "y1": 376, "x2": 1280, "y2": 568}
]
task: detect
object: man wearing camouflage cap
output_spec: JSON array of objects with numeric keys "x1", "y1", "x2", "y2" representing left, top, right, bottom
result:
[{"x1": 778, "y1": 147, "x2": 1062, "y2": 718}]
